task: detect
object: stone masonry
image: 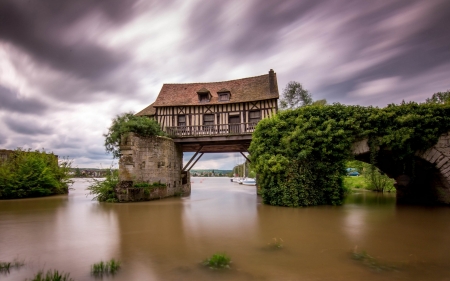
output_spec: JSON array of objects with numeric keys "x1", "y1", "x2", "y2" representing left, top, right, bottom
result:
[
  {"x1": 351, "y1": 132, "x2": 450, "y2": 204},
  {"x1": 117, "y1": 134, "x2": 190, "y2": 202}
]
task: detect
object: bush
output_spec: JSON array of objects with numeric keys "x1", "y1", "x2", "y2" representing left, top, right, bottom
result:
[
  {"x1": 104, "y1": 112, "x2": 165, "y2": 158},
  {"x1": 0, "y1": 149, "x2": 72, "y2": 199},
  {"x1": 87, "y1": 169, "x2": 119, "y2": 202}
]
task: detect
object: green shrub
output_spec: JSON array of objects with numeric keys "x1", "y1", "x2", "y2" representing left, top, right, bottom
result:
[
  {"x1": 0, "y1": 149, "x2": 72, "y2": 199},
  {"x1": 104, "y1": 112, "x2": 165, "y2": 158},
  {"x1": 26, "y1": 270, "x2": 73, "y2": 281},
  {"x1": 91, "y1": 259, "x2": 121, "y2": 276},
  {"x1": 87, "y1": 169, "x2": 119, "y2": 202},
  {"x1": 203, "y1": 253, "x2": 231, "y2": 269}
]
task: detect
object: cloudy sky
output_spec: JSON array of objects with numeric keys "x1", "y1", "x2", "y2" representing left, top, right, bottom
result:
[{"x1": 1, "y1": 0, "x2": 449, "y2": 169}]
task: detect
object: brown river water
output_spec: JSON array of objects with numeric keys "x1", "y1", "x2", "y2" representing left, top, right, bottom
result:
[{"x1": 1, "y1": 177, "x2": 450, "y2": 281}]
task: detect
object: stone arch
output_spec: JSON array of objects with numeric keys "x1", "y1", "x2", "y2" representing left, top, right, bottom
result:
[{"x1": 351, "y1": 132, "x2": 450, "y2": 205}]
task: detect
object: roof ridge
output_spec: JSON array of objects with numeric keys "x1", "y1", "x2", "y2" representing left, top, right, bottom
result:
[{"x1": 161, "y1": 74, "x2": 268, "y2": 86}]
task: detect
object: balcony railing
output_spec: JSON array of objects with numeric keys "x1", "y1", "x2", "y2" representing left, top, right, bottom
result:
[{"x1": 165, "y1": 123, "x2": 258, "y2": 137}]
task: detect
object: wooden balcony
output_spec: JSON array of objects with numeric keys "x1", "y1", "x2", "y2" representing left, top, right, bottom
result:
[
  {"x1": 165, "y1": 123, "x2": 258, "y2": 152},
  {"x1": 165, "y1": 123, "x2": 258, "y2": 138}
]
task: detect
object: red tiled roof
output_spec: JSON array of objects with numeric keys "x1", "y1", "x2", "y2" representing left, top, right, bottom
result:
[
  {"x1": 152, "y1": 71, "x2": 279, "y2": 107},
  {"x1": 135, "y1": 102, "x2": 156, "y2": 116}
]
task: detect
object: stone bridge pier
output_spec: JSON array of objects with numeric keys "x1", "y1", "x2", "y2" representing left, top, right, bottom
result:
[{"x1": 352, "y1": 132, "x2": 450, "y2": 205}]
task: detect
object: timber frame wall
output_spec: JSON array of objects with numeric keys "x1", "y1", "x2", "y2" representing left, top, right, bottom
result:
[{"x1": 154, "y1": 98, "x2": 278, "y2": 130}]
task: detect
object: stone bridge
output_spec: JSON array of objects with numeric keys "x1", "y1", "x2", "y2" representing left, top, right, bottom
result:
[{"x1": 352, "y1": 132, "x2": 450, "y2": 205}]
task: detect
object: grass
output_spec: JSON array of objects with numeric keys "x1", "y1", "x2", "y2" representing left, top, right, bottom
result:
[
  {"x1": 351, "y1": 248, "x2": 398, "y2": 272},
  {"x1": 343, "y1": 176, "x2": 369, "y2": 190},
  {"x1": 203, "y1": 253, "x2": 231, "y2": 269},
  {"x1": 26, "y1": 270, "x2": 74, "y2": 281},
  {"x1": 91, "y1": 259, "x2": 121, "y2": 276},
  {"x1": 0, "y1": 259, "x2": 25, "y2": 272}
]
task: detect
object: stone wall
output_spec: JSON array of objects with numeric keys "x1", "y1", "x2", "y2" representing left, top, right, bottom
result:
[
  {"x1": 352, "y1": 132, "x2": 450, "y2": 204},
  {"x1": 117, "y1": 134, "x2": 190, "y2": 202}
]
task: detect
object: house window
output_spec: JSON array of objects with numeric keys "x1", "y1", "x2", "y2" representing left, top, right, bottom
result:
[
  {"x1": 178, "y1": 115, "x2": 186, "y2": 126},
  {"x1": 199, "y1": 93, "x2": 209, "y2": 103},
  {"x1": 249, "y1": 110, "x2": 261, "y2": 123},
  {"x1": 218, "y1": 92, "x2": 230, "y2": 101},
  {"x1": 203, "y1": 114, "x2": 214, "y2": 126}
]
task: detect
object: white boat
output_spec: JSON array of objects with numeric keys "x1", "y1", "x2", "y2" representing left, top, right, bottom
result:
[
  {"x1": 232, "y1": 177, "x2": 242, "y2": 183},
  {"x1": 241, "y1": 178, "x2": 256, "y2": 186}
]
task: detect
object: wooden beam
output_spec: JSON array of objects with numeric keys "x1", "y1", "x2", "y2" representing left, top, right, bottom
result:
[
  {"x1": 240, "y1": 152, "x2": 251, "y2": 163},
  {"x1": 182, "y1": 145, "x2": 203, "y2": 171},
  {"x1": 187, "y1": 153, "x2": 204, "y2": 171}
]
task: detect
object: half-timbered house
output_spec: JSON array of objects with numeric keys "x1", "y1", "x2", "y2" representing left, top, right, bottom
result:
[{"x1": 136, "y1": 69, "x2": 279, "y2": 154}]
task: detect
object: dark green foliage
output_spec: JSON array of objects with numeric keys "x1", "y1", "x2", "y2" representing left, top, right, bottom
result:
[
  {"x1": 91, "y1": 259, "x2": 121, "y2": 276},
  {"x1": 0, "y1": 149, "x2": 72, "y2": 199},
  {"x1": 249, "y1": 102, "x2": 450, "y2": 207},
  {"x1": 203, "y1": 253, "x2": 231, "y2": 269},
  {"x1": 104, "y1": 112, "x2": 165, "y2": 158},
  {"x1": 87, "y1": 169, "x2": 119, "y2": 202},
  {"x1": 26, "y1": 270, "x2": 74, "y2": 281}
]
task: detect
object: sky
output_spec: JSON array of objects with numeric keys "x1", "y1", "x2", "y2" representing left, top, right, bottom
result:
[{"x1": 1, "y1": 0, "x2": 450, "y2": 170}]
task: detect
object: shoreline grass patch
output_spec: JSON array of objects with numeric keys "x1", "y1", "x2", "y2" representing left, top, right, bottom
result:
[
  {"x1": 87, "y1": 169, "x2": 119, "y2": 202},
  {"x1": 203, "y1": 253, "x2": 231, "y2": 269}
]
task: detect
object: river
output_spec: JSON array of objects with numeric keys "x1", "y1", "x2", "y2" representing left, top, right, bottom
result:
[{"x1": 1, "y1": 178, "x2": 449, "y2": 280}]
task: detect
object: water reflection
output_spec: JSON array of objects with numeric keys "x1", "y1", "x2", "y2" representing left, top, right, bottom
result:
[{"x1": 0, "y1": 178, "x2": 449, "y2": 280}]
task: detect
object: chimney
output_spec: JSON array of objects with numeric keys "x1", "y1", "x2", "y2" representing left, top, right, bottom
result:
[{"x1": 269, "y1": 69, "x2": 277, "y2": 94}]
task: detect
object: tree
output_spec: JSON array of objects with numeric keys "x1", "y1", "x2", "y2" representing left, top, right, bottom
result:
[
  {"x1": 426, "y1": 90, "x2": 450, "y2": 104},
  {"x1": 279, "y1": 81, "x2": 313, "y2": 109},
  {"x1": 104, "y1": 112, "x2": 165, "y2": 158}
]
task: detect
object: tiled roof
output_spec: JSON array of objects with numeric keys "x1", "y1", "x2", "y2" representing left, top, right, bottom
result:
[
  {"x1": 135, "y1": 102, "x2": 156, "y2": 116},
  {"x1": 151, "y1": 71, "x2": 279, "y2": 107}
]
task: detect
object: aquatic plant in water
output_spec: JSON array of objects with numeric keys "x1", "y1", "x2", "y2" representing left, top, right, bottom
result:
[
  {"x1": 26, "y1": 270, "x2": 74, "y2": 281},
  {"x1": 268, "y1": 237, "x2": 284, "y2": 249},
  {"x1": 91, "y1": 259, "x2": 121, "y2": 276},
  {"x1": 203, "y1": 253, "x2": 231, "y2": 269},
  {"x1": 0, "y1": 259, "x2": 25, "y2": 273},
  {"x1": 351, "y1": 247, "x2": 397, "y2": 272}
]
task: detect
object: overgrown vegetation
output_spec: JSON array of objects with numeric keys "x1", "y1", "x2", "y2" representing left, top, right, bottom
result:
[
  {"x1": 87, "y1": 169, "x2": 119, "y2": 202},
  {"x1": 91, "y1": 259, "x2": 121, "y2": 276},
  {"x1": 0, "y1": 149, "x2": 72, "y2": 199},
  {"x1": 249, "y1": 102, "x2": 450, "y2": 207},
  {"x1": 133, "y1": 182, "x2": 166, "y2": 196},
  {"x1": 203, "y1": 253, "x2": 231, "y2": 269},
  {"x1": 26, "y1": 270, "x2": 74, "y2": 281},
  {"x1": 104, "y1": 112, "x2": 165, "y2": 158}
]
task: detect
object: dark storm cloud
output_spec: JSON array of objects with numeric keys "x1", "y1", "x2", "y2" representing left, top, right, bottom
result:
[
  {"x1": 0, "y1": 85, "x2": 48, "y2": 114},
  {"x1": 186, "y1": 0, "x2": 318, "y2": 56},
  {"x1": 0, "y1": 0, "x2": 138, "y2": 79},
  {"x1": 318, "y1": 0, "x2": 450, "y2": 98},
  {"x1": 4, "y1": 117, "x2": 53, "y2": 135}
]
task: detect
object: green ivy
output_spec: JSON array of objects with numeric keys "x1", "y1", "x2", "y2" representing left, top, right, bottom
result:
[{"x1": 249, "y1": 102, "x2": 450, "y2": 207}]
